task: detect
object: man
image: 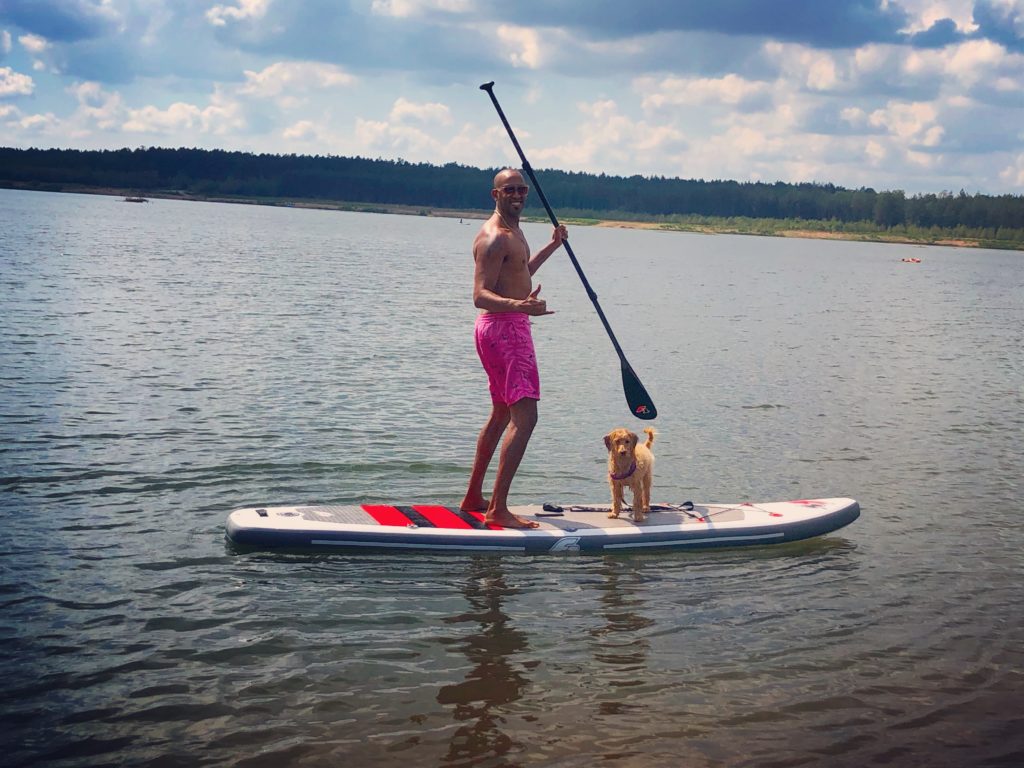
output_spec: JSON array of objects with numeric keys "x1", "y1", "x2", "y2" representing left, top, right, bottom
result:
[{"x1": 460, "y1": 169, "x2": 568, "y2": 528}]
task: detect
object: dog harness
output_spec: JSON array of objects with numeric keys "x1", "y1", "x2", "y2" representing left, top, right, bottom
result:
[{"x1": 609, "y1": 461, "x2": 637, "y2": 481}]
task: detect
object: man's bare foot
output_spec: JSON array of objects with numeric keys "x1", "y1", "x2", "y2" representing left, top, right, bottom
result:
[
  {"x1": 484, "y1": 508, "x2": 540, "y2": 529},
  {"x1": 459, "y1": 494, "x2": 489, "y2": 512}
]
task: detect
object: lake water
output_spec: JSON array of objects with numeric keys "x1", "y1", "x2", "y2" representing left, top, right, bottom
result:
[{"x1": 1, "y1": 188, "x2": 1022, "y2": 767}]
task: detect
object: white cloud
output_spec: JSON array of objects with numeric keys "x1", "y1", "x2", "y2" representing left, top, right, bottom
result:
[
  {"x1": 370, "y1": 0, "x2": 471, "y2": 17},
  {"x1": 993, "y1": 75, "x2": 1019, "y2": 91},
  {"x1": 18, "y1": 112, "x2": 59, "y2": 132},
  {"x1": 18, "y1": 33, "x2": 52, "y2": 72},
  {"x1": 530, "y1": 99, "x2": 687, "y2": 172},
  {"x1": 496, "y1": 25, "x2": 542, "y2": 68},
  {"x1": 639, "y1": 74, "x2": 773, "y2": 111},
  {"x1": 124, "y1": 102, "x2": 202, "y2": 133},
  {"x1": 121, "y1": 91, "x2": 244, "y2": 136},
  {"x1": 240, "y1": 61, "x2": 355, "y2": 104},
  {"x1": 206, "y1": 0, "x2": 269, "y2": 27},
  {"x1": 354, "y1": 116, "x2": 442, "y2": 157},
  {"x1": 705, "y1": 124, "x2": 788, "y2": 163},
  {"x1": 446, "y1": 123, "x2": 510, "y2": 164},
  {"x1": 0, "y1": 0, "x2": 1021, "y2": 194},
  {"x1": 873, "y1": 39, "x2": 1023, "y2": 107},
  {"x1": 840, "y1": 106, "x2": 868, "y2": 127},
  {"x1": 921, "y1": 125, "x2": 945, "y2": 146},
  {"x1": 68, "y1": 81, "x2": 124, "y2": 130},
  {"x1": 898, "y1": 0, "x2": 978, "y2": 34},
  {"x1": 852, "y1": 42, "x2": 895, "y2": 76},
  {"x1": 346, "y1": 115, "x2": 527, "y2": 170},
  {"x1": 999, "y1": 153, "x2": 1024, "y2": 187},
  {"x1": 282, "y1": 119, "x2": 320, "y2": 140},
  {"x1": 902, "y1": 48, "x2": 941, "y2": 77},
  {"x1": 201, "y1": 88, "x2": 246, "y2": 135},
  {"x1": 906, "y1": 148, "x2": 940, "y2": 168},
  {"x1": 389, "y1": 97, "x2": 452, "y2": 125},
  {"x1": 18, "y1": 33, "x2": 49, "y2": 55},
  {"x1": 868, "y1": 101, "x2": 940, "y2": 142},
  {"x1": 770, "y1": 44, "x2": 843, "y2": 91},
  {"x1": 865, "y1": 139, "x2": 887, "y2": 166},
  {"x1": 0, "y1": 66, "x2": 34, "y2": 97},
  {"x1": 944, "y1": 39, "x2": 1008, "y2": 85},
  {"x1": 765, "y1": 41, "x2": 947, "y2": 98}
]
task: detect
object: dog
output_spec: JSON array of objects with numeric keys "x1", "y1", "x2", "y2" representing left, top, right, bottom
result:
[{"x1": 604, "y1": 427, "x2": 656, "y2": 523}]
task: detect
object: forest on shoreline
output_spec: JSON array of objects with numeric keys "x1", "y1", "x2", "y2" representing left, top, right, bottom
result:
[{"x1": 3, "y1": 146, "x2": 1023, "y2": 249}]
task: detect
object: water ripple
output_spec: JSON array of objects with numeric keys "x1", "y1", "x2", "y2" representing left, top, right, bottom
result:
[{"x1": 1, "y1": 192, "x2": 1023, "y2": 767}]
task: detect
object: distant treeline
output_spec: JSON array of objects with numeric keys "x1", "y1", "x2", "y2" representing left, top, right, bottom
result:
[{"x1": 2, "y1": 146, "x2": 1023, "y2": 239}]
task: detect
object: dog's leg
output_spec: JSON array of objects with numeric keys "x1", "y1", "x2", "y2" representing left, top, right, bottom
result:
[
  {"x1": 609, "y1": 482, "x2": 623, "y2": 519},
  {"x1": 632, "y1": 484, "x2": 646, "y2": 523}
]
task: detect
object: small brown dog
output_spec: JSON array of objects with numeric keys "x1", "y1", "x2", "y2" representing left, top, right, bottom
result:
[{"x1": 604, "y1": 427, "x2": 656, "y2": 523}]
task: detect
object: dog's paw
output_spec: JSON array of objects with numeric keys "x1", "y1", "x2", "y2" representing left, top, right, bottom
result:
[{"x1": 607, "y1": 511, "x2": 619, "y2": 519}]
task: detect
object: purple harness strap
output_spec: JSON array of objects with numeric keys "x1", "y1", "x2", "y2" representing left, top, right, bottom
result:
[{"x1": 609, "y1": 461, "x2": 637, "y2": 481}]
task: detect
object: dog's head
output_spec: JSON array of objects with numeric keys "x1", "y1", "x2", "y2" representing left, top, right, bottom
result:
[{"x1": 604, "y1": 428, "x2": 638, "y2": 458}]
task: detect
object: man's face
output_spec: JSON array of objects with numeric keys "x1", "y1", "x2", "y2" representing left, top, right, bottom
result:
[{"x1": 493, "y1": 175, "x2": 529, "y2": 214}]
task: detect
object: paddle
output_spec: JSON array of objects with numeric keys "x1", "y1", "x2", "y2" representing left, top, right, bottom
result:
[{"x1": 480, "y1": 81, "x2": 657, "y2": 421}]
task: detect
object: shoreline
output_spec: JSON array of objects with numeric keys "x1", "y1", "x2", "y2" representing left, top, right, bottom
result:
[{"x1": 3, "y1": 181, "x2": 1017, "y2": 251}]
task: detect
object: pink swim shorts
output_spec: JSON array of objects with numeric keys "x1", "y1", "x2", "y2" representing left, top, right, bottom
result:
[{"x1": 474, "y1": 312, "x2": 541, "y2": 405}]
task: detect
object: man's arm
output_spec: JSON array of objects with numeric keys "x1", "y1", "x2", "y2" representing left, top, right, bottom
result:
[
  {"x1": 527, "y1": 225, "x2": 568, "y2": 275},
  {"x1": 474, "y1": 233, "x2": 552, "y2": 316}
]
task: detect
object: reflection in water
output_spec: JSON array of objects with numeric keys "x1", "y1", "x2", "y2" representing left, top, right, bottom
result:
[
  {"x1": 437, "y1": 558, "x2": 530, "y2": 767},
  {"x1": 589, "y1": 558, "x2": 654, "y2": 717}
]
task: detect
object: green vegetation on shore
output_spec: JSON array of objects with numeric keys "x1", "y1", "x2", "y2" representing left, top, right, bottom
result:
[
  {"x1": 2, "y1": 146, "x2": 1023, "y2": 250},
  {"x1": 553, "y1": 212, "x2": 1022, "y2": 249}
]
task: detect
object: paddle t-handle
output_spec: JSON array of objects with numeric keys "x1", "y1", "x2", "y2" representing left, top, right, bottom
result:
[{"x1": 480, "y1": 81, "x2": 657, "y2": 420}]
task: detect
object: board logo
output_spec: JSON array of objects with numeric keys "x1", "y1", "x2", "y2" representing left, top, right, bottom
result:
[
  {"x1": 635, "y1": 404, "x2": 651, "y2": 415},
  {"x1": 549, "y1": 537, "x2": 581, "y2": 553}
]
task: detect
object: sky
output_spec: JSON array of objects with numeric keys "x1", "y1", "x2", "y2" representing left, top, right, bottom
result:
[{"x1": 1, "y1": 0, "x2": 1023, "y2": 195}]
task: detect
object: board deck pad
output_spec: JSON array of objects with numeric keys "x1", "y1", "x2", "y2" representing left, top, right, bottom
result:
[{"x1": 226, "y1": 498, "x2": 860, "y2": 554}]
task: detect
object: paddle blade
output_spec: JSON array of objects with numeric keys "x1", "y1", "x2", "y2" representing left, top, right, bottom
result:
[{"x1": 621, "y1": 360, "x2": 657, "y2": 420}]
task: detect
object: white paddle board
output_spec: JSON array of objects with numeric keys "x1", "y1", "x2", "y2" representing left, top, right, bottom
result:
[{"x1": 226, "y1": 498, "x2": 859, "y2": 554}]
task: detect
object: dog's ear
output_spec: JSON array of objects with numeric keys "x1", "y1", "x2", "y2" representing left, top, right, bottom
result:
[
  {"x1": 604, "y1": 433, "x2": 612, "y2": 450},
  {"x1": 628, "y1": 431, "x2": 639, "y2": 448}
]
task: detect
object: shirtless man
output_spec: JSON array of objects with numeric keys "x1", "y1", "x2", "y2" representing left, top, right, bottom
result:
[{"x1": 460, "y1": 169, "x2": 567, "y2": 528}]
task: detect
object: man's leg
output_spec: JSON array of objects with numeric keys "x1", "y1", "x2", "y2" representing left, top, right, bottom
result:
[
  {"x1": 485, "y1": 397, "x2": 539, "y2": 528},
  {"x1": 460, "y1": 401, "x2": 510, "y2": 512}
]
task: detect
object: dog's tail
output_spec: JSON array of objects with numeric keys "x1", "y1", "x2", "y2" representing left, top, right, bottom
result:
[{"x1": 643, "y1": 427, "x2": 656, "y2": 448}]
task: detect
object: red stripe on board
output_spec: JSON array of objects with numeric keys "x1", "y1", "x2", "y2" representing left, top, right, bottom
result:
[
  {"x1": 466, "y1": 511, "x2": 504, "y2": 530},
  {"x1": 412, "y1": 505, "x2": 474, "y2": 529},
  {"x1": 362, "y1": 505, "x2": 413, "y2": 527}
]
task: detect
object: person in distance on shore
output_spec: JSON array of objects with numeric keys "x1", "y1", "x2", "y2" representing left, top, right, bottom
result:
[{"x1": 460, "y1": 168, "x2": 568, "y2": 529}]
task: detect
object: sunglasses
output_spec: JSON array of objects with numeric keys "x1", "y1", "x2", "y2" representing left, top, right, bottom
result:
[{"x1": 496, "y1": 185, "x2": 529, "y2": 195}]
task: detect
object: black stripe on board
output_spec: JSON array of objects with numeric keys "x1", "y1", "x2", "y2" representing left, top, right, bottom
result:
[
  {"x1": 396, "y1": 506, "x2": 436, "y2": 528},
  {"x1": 446, "y1": 507, "x2": 489, "y2": 530}
]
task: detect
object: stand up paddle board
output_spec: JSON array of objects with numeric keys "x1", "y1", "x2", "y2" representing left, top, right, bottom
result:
[{"x1": 225, "y1": 498, "x2": 859, "y2": 554}]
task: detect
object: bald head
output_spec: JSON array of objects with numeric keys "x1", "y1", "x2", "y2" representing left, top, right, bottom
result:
[{"x1": 493, "y1": 168, "x2": 525, "y2": 188}]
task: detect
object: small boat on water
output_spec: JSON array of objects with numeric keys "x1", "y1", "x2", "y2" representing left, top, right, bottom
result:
[
  {"x1": 901, "y1": 257, "x2": 921, "y2": 263},
  {"x1": 123, "y1": 196, "x2": 149, "y2": 203}
]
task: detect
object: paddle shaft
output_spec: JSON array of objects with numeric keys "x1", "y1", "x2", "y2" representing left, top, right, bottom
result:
[{"x1": 479, "y1": 82, "x2": 628, "y2": 362}]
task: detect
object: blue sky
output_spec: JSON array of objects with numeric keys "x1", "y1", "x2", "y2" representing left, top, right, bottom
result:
[{"x1": 1, "y1": 0, "x2": 1023, "y2": 195}]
